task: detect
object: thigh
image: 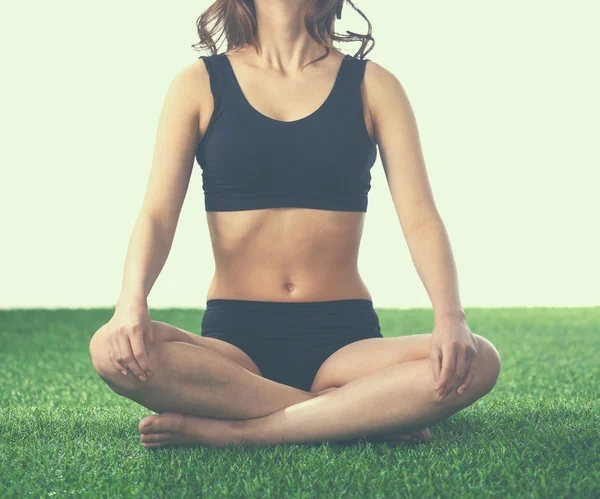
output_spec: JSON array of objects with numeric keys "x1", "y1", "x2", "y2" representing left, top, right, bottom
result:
[
  {"x1": 91, "y1": 320, "x2": 263, "y2": 378},
  {"x1": 310, "y1": 333, "x2": 433, "y2": 393},
  {"x1": 197, "y1": 334, "x2": 263, "y2": 377},
  {"x1": 152, "y1": 320, "x2": 263, "y2": 376}
]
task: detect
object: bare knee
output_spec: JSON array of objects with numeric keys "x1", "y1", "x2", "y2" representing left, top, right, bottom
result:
[
  {"x1": 431, "y1": 333, "x2": 501, "y2": 406},
  {"x1": 89, "y1": 324, "x2": 111, "y2": 376},
  {"x1": 470, "y1": 334, "x2": 502, "y2": 396},
  {"x1": 89, "y1": 324, "x2": 138, "y2": 395}
]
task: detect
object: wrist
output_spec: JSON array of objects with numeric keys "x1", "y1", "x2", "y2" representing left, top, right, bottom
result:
[
  {"x1": 434, "y1": 310, "x2": 466, "y2": 325},
  {"x1": 116, "y1": 295, "x2": 148, "y2": 310}
]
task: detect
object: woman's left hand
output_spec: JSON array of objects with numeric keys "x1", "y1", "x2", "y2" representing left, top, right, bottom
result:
[{"x1": 430, "y1": 320, "x2": 478, "y2": 400}]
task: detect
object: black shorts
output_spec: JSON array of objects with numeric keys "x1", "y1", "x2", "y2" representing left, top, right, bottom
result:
[{"x1": 201, "y1": 298, "x2": 384, "y2": 392}]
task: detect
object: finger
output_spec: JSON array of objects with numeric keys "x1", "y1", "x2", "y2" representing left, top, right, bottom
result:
[
  {"x1": 443, "y1": 350, "x2": 470, "y2": 398},
  {"x1": 146, "y1": 321, "x2": 155, "y2": 346},
  {"x1": 110, "y1": 334, "x2": 129, "y2": 376},
  {"x1": 430, "y1": 348, "x2": 442, "y2": 386},
  {"x1": 130, "y1": 326, "x2": 152, "y2": 377},
  {"x1": 453, "y1": 352, "x2": 472, "y2": 395},
  {"x1": 457, "y1": 372, "x2": 475, "y2": 395},
  {"x1": 107, "y1": 341, "x2": 127, "y2": 376},
  {"x1": 457, "y1": 361, "x2": 476, "y2": 395},
  {"x1": 444, "y1": 348, "x2": 474, "y2": 398},
  {"x1": 436, "y1": 346, "x2": 457, "y2": 398},
  {"x1": 117, "y1": 332, "x2": 147, "y2": 380}
]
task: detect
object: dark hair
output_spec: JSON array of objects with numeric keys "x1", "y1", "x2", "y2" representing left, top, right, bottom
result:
[{"x1": 191, "y1": 0, "x2": 375, "y2": 68}]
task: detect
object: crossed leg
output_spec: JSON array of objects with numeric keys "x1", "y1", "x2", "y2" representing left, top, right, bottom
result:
[
  {"x1": 89, "y1": 320, "x2": 501, "y2": 448},
  {"x1": 234, "y1": 332, "x2": 501, "y2": 447},
  {"x1": 89, "y1": 320, "x2": 318, "y2": 420}
]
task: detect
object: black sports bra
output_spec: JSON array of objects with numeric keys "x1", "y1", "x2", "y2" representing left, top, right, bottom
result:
[{"x1": 195, "y1": 52, "x2": 378, "y2": 212}]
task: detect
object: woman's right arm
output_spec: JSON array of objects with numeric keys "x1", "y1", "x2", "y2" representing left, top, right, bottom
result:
[{"x1": 105, "y1": 62, "x2": 206, "y2": 380}]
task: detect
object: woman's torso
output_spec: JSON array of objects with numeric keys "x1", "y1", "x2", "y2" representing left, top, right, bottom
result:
[{"x1": 196, "y1": 46, "x2": 377, "y2": 302}]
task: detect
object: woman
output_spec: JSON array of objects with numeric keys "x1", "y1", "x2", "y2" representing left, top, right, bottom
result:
[{"x1": 89, "y1": 0, "x2": 501, "y2": 449}]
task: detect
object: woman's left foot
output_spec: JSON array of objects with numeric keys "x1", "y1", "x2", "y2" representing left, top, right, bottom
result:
[{"x1": 138, "y1": 411, "x2": 242, "y2": 449}]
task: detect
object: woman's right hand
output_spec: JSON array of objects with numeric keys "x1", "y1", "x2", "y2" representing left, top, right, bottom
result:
[{"x1": 105, "y1": 301, "x2": 154, "y2": 381}]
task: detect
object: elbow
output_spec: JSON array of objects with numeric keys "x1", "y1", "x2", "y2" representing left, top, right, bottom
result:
[{"x1": 403, "y1": 211, "x2": 443, "y2": 235}]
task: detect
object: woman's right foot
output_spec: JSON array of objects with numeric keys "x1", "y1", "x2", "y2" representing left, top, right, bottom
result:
[
  {"x1": 390, "y1": 427, "x2": 431, "y2": 443},
  {"x1": 366, "y1": 427, "x2": 431, "y2": 444}
]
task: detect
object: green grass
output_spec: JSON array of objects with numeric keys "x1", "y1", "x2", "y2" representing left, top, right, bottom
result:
[{"x1": 1, "y1": 307, "x2": 598, "y2": 498}]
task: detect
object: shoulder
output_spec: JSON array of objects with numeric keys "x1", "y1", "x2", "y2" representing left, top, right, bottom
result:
[
  {"x1": 159, "y1": 57, "x2": 218, "y2": 118},
  {"x1": 362, "y1": 58, "x2": 406, "y2": 103},
  {"x1": 171, "y1": 54, "x2": 231, "y2": 95},
  {"x1": 162, "y1": 59, "x2": 210, "y2": 99},
  {"x1": 361, "y1": 58, "x2": 414, "y2": 125},
  {"x1": 361, "y1": 57, "x2": 397, "y2": 85},
  {"x1": 191, "y1": 54, "x2": 217, "y2": 86}
]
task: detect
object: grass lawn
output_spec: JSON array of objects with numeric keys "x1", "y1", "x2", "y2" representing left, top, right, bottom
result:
[{"x1": 1, "y1": 307, "x2": 598, "y2": 497}]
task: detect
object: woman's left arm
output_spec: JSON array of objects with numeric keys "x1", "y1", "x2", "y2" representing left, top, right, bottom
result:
[{"x1": 365, "y1": 61, "x2": 477, "y2": 401}]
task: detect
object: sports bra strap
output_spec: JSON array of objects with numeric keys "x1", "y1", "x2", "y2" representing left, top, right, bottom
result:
[
  {"x1": 327, "y1": 56, "x2": 369, "y2": 113},
  {"x1": 347, "y1": 56, "x2": 369, "y2": 85},
  {"x1": 198, "y1": 54, "x2": 231, "y2": 117}
]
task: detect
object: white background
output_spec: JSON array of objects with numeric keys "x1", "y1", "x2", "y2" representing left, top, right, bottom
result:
[{"x1": 1, "y1": 1, "x2": 598, "y2": 309}]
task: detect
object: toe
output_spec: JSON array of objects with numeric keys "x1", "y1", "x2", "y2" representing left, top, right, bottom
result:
[
  {"x1": 141, "y1": 432, "x2": 172, "y2": 444},
  {"x1": 138, "y1": 414, "x2": 161, "y2": 433},
  {"x1": 139, "y1": 412, "x2": 185, "y2": 434},
  {"x1": 417, "y1": 428, "x2": 431, "y2": 441},
  {"x1": 407, "y1": 428, "x2": 431, "y2": 442}
]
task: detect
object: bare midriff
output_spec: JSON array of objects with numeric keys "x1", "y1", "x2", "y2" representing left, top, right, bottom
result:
[{"x1": 204, "y1": 208, "x2": 372, "y2": 302}]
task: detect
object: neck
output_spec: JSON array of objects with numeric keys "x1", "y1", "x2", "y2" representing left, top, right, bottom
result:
[{"x1": 249, "y1": 0, "x2": 337, "y2": 70}]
